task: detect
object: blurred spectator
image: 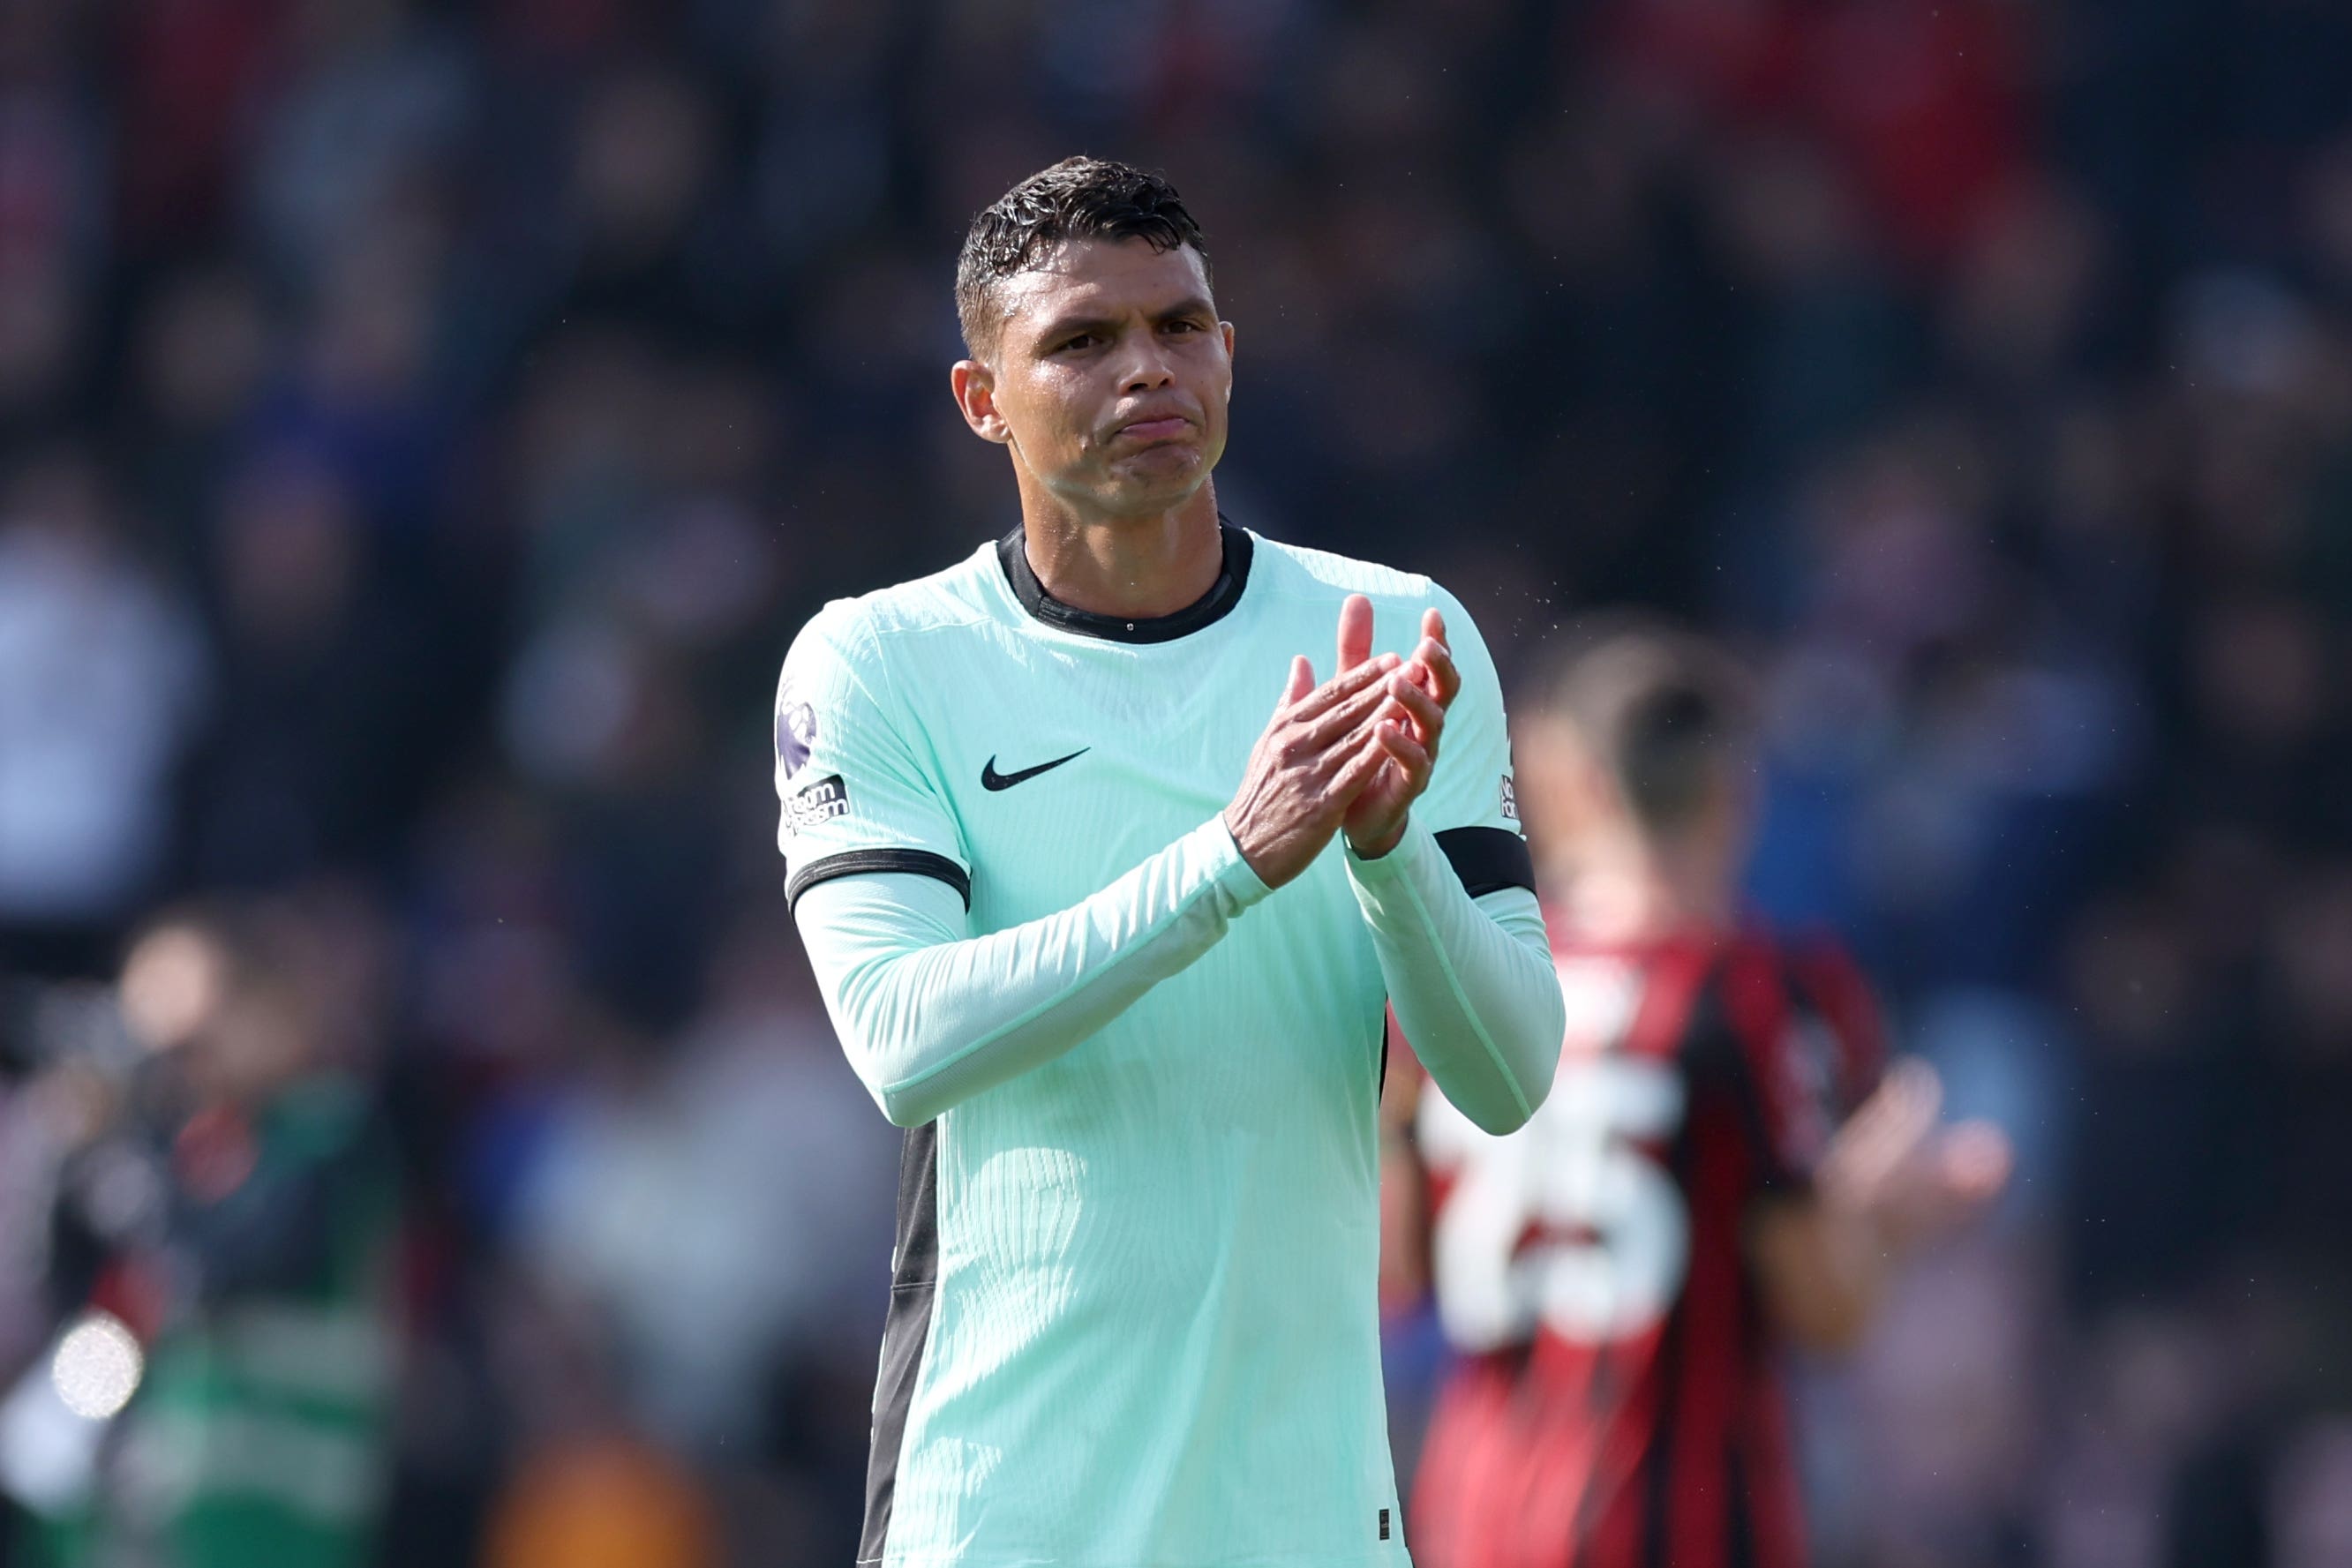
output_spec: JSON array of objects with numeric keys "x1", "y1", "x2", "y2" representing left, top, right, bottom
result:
[
  {"x1": 483, "y1": 1429, "x2": 716, "y2": 1568},
  {"x1": 0, "y1": 453, "x2": 206, "y2": 974},
  {"x1": 506, "y1": 908, "x2": 887, "y2": 1562},
  {"x1": 13, "y1": 897, "x2": 400, "y2": 1568},
  {"x1": 180, "y1": 450, "x2": 447, "y2": 888}
]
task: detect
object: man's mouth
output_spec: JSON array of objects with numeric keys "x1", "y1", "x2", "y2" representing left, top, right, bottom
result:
[{"x1": 1114, "y1": 416, "x2": 1191, "y2": 442}]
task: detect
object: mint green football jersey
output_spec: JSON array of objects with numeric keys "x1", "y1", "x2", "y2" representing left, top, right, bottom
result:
[{"x1": 776, "y1": 524, "x2": 1526, "y2": 1566}]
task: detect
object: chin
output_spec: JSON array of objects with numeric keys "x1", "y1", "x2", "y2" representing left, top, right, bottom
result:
[
  {"x1": 1101, "y1": 476, "x2": 1207, "y2": 519},
  {"x1": 1107, "y1": 451, "x2": 1206, "y2": 499}
]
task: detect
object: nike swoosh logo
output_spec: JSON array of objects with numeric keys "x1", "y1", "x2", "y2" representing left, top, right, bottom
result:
[{"x1": 981, "y1": 748, "x2": 1089, "y2": 791}]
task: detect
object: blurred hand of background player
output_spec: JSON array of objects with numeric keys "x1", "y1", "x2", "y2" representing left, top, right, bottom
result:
[
  {"x1": 1225, "y1": 645, "x2": 1406, "y2": 888},
  {"x1": 1334, "y1": 596, "x2": 1461, "y2": 860},
  {"x1": 1818, "y1": 1059, "x2": 2013, "y2": 1250},
  {"x1": 1751, "y1": 1057, "x2": 2012, "y2": 1353}
]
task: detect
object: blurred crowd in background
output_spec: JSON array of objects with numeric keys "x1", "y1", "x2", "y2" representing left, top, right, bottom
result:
[{"x1": 0, "y1": 0, "x2": 2347, "y2": 1564}]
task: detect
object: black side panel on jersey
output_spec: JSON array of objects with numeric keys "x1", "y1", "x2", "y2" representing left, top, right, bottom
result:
[
  {"x1": 1434, "y1": 826, "x2": 1537, "y2": 897},
  {"x1": 789, "y1": 848, "x2": 973, "y2": 912},
  {"x1": 859, "y1": 1120, "x2": 940, "y2": 1564}
]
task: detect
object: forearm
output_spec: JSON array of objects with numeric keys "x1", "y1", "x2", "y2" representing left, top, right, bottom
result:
[
  {"x1": 795, "y1": 815, "x2": 1272, "y2": 1126},
  {"x1": 1811, "y1": 1205, "x2": 1896, "y2": 1346},
  {"x1": 1346, "y1": 817, "x2": 1563, "y2": 1133},
  {"x1": 1749, "y1": 1198, "x2": 1893, "y2": 1353}
]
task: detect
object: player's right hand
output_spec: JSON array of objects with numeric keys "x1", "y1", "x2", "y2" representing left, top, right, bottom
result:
[{"x1": 1224, "y1": 650, "x2": 1405, "y2": 888}]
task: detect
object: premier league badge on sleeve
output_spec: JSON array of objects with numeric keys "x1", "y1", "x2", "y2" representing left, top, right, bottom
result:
[{"x1": 776, "y1": 686, "x2": 817, "y2": 778}]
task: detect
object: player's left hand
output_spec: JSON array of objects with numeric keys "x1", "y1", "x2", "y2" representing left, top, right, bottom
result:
[
  {"x1": 1818, "y1": 1060, "x2": 2011, "y2": 1250},
  {"x1": 1335, "y1": 596, "x2": 1460, "y2": 859}
]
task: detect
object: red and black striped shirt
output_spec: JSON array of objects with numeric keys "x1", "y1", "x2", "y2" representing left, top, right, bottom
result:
[{"x1": 1410, "y1": 925, "x2": 1883, "y2": 1568}]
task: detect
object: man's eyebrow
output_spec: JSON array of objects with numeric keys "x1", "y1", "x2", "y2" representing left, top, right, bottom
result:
[
  {"x1": 1031, "y1": 297, "x2": 1218, "y2": 347},
  {"x1": 1033, "y1": 312, "x2": 1119, "y2": 345}
]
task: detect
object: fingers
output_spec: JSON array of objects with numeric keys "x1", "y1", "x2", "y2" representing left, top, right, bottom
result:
[
  {"x1": 1279, "y1": 655, "x2": 1315, "y2": 710},
  {"x1": 1372, "y1": 717, "x2": 1431, "y2": 783},
  {"x1": 1406, "y1": 611, "x2": 1460, "y2": 709},
  {"x1": 1935, "y1": 1122, "x2": 2014, "y2": 1202},
  {"x1": 1824, "y1": 1061, "x2": 1942, "y2": 1193},
  {"x1": 1416, "y1": 640, "x2": 1461, "y2": 709},
  {"x1": 1818, "y1": 1059, "x2": 2012, "y2": 1246},
  {"x1": 1336, "y1": 593, "x2": 1374, "y2": 676},
  {"x1": 1385, "y1": 667, "x2": 1447, "y2": 752},
  {"x1": 1856, "y1": 1079, "x2": 1941, "y2": 1186},
  {"x1": 1289, "y1": 649, "x2": 1401, "y2": 721},
  {"x1": 1303, "y1": 671, "x2": 1407, "y2": 750},
  {"x1": 1332, "y1": 733, "x2": 1392, "y2": 795},
  {"x1": 1897, "y1": 1060, "x2": 1943, "y2": 1130},
  {"x1": 1316, "y1": 602, "x2": 1455, "y2": 722},
  {"x1": 1860, "y1": 1062, "x2": 1942, "y2": 1149}
]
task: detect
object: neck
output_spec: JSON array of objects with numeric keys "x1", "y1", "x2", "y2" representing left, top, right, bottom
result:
[
  {"x1": 1547, "y1": 834, "x2": 1736, "y2": 944},
  {"x1": 1015, "y1": 479, "x2": 1224, "y2": 620}
]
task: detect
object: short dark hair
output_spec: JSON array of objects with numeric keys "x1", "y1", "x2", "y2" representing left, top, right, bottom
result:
[
  {"x1": 956, "y1": 156, "x2": 1212, "y2": 356},
  {"x1": 1528, "y1": 619, "x2": 1757, "y2": 838}
]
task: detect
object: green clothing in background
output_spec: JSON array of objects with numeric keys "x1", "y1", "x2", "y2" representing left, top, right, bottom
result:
[{"x1": 26, "y1": 1077, "x2": 400, "y2": 1568}]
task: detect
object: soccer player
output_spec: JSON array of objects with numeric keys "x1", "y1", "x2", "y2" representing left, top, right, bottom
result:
[
  {"x1": 1395, "y1": 625, "x2": 2012, "y2": 1568},
  {"x1": 774, "y1": 158, "x2": 1569, "y2": 1565}
]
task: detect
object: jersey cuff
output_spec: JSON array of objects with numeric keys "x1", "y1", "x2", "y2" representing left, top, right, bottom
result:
[
  {"x1": 1206, "y1": 814, "x2": 1275, "y2": 908},
  {"x1": 1343, "y1": 813, "x2": 1439, "y2": 882},
  {"x1": 787, "y1": 848, "x2": 973, "y2": 912}
]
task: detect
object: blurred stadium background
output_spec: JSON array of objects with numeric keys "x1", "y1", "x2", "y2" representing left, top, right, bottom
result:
[{"x1": 0, "y1": 0, "x2": 2347, "y2": 1564}]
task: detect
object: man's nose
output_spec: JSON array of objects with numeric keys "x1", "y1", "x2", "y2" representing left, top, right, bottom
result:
[{"x1": 1117, "y1": 340, "x2": 1176, "y2": 393}]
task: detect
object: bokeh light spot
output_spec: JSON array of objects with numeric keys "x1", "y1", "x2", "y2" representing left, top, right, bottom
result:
[{"x1": 50, "y1": 1314, "x2": 143, "y2": 1420}]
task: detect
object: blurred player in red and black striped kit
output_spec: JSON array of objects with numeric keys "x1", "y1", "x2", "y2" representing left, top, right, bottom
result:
[{"x1": 1383, "y1": 624, "x2": 2012, "y2": 1568}]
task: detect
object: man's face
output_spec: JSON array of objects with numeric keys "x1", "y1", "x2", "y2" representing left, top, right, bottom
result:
[{"x1": 956, "y1": 237, "x2": 1233, "y2": 519}]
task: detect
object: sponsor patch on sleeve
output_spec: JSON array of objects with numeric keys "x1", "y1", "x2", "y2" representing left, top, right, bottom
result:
[
  {"x1": 784, "y1": 773, "x2": 850, "y2": 832},
  {"x1": 1499, "y1": 774, "x2": 1518, "y2": 822}
]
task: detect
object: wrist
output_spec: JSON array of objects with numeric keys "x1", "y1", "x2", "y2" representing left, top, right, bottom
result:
[
  {"x1": 1345, "y1": 815, "x2": 1409, "y2": 861},
  {"x1": 1821, "y1": 1182, "x2": 1905, "y2": 1259},
  {"x1": 1215, "y1": 809, "x2": 1279, "y2": 901}
]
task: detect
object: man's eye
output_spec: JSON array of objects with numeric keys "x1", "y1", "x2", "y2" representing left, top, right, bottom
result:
[
  {"x1": 1058, "y1": 334, "x2": 1097, "y2": 353},
  {"x1": 1164, "y1": 319, "x2": 1200, "y2": 334}
]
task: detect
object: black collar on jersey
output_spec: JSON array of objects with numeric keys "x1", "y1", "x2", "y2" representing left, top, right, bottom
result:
[{"x1": 996, "y1": 517, "x2": 1253, "y2": 644}]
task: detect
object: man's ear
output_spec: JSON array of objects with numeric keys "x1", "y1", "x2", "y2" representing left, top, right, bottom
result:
[{"x1": 951, "y1": 359, "x2": 1011, "y2": 445}]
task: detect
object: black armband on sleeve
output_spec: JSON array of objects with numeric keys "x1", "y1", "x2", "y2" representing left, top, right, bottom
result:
[
  {"x1": 787, "y1": 849, "x2": 973, "y2": 912},
  {"x1": 1433, "y1": 827, "x2": 1537, "y2": 898}
]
